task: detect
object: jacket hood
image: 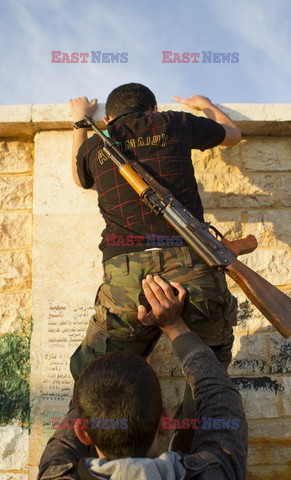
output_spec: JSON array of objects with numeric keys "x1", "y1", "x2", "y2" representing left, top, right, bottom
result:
[{"x1": 79, "y1": 451, "x2": 186, "y2": 480}]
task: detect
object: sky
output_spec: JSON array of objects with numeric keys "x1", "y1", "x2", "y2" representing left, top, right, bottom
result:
[{"x1": 0, "y1": 0, "x2": 290, "y2": 105}]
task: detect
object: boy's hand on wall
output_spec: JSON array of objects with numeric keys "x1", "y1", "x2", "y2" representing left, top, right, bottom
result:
[
  {"x1": 172, "y1": 94, "x2": 212, "y2": 111},
  {"x1": 68, "y1": 96, "x2": 97, "y2": 122},
  {"x1": 173, "y1": 94, "x2": 241, "y2": 146}
]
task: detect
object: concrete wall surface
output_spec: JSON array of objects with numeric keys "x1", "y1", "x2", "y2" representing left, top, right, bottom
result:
[{"x1": 0, "y1": 103, "x2": 291, "y2": 480}]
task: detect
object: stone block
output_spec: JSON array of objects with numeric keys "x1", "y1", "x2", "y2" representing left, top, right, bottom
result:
[
  {"x1": 192, "y1": 143, "x2": 241, "y2": 174},
  {"x1": 0, "y1": 292, "x2": 31, "y2": 334},
  {"x1": 0, "y1": 141, "x2": 33, "y2": 173},
  {"x1": 248, "y1": 442, "x2": 291, "y2": 466},
  {"x1": 0, "y1": 105, "x2": 31, "y2": 124},
  {"x1": 241, "y1": 137, "x2": 291, "y2": 171},
  {"x1": 232, "y1": 293, "x2": 276, "y2": 336},
  {"x1": 243, "y1": 210, "x2": 291, "y2": 248},
  {"x1": 0, "y1": 425, "x2": 28, "y2": 469},
  {"x1": 0, "y1": 252, "x2": 31, "y2": 292},
  {"x1": 148, "y1": 335, "x2": 182, "y2": 377},
  {"x1": 197, "y1": 173, "x2": 276, "y2": 209},
  {"x1": 282, "y1": 376, "x2": 291, "y2": 415},
  {"x1": 33, "y1": 131, "x2": 102, "y2": 215},
  {"x1": 247, "y1": 465, "x2": 291, "y2": 480},
  {"x1": 159, "y1": 378, "x2": 185, "y2": 415},
  {"x1": 248, "y1": 421, "x2": 291, "y2": 469},
  {"x1": 234, "y1": 249, "x2": 291, "y2": 286},
  {"x1": 269, "y1": 335, "x2": 291, "y2": 374},
  {"x1": 279, "y1": 175, "x2": 291, "y2": 206},
  {"x1": 32, "y1": 214, "x2": 103, "y2": 303},
  {"x1": 248, "y1": 418, "x2": 291, "y2": 440},
  {"x1": 32, "y1": 103, "x2": 106, "y2": 128},
  {"x1": 0, "y1": 475, "x2": 28, "y2": 480},
  {"x1": 229, "y1": 334, "x2": 269, "y2": 376},
  {"x1": 0, "y1": 176, "x2": 33, "y2": 210},
  {"x1": 204, "y1": 210, "x2": 243, "y2": 239},
  {"x1": 0, "y1": 105, "x2": 32, "y2": 137},
  {"x1": 232, "y1": 376, "x2": 282, "y2": 418},
  {"x1": 0, "y1": 212, "x2": 32, "y2": 249}
]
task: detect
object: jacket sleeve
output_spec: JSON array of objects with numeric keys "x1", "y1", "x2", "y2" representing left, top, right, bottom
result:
[
  {"x1": 37, "y1": 405, "x2": 94, "y2": 480},
  {"x1": 172, "y1": 332, "x2": 248, "y2": 480}
]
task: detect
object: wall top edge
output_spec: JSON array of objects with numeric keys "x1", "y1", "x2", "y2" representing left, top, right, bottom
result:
[{"x1": 1, "y1": 103, "x2": 291, "y2": 138}]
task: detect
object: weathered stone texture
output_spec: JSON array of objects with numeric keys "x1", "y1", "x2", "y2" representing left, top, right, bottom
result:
[
  {"x1": 269, "y1": 336, "x2": 291, "y2": 374},
  {"x1": 243, "y1": 210, "x2": 291, "y2": 247},
  {"x1": 233, "y1": 293, "x2": 276, "y2": 336},
  {"x1": 241, "y1": 137, "x2": 291, "y2": 171},
  {"x1": 159, "y1": 378, "x2": 185, "y2": 414},
  {"x1": 233, "y1": 376, "x2": 283, "y2": 418},
  {"x1": 33, "y1": 131, "x2": 99, "y2": 215},
  {"x1": 204, "y1": 210, "x2": 243, "y2": 238},
  {"x1": 279, "y1": 176, "x2": 291, "y2": 206},
  {"x1": 0, "y1": 475, "x2": 28, "y2": 480},
  {"x1": 0, "y1": 176, "x2": 33, "y2": 210},
  {"x1": 0, "y1": 212, "x2": 32, "y2": 249},
  {"x1": 248, "y1": 418, "x2": 291, "y2": 440},
  {"x1": 247, "y1": 466, "x2": 291, "y2": 480},
  {"x1": 0, "y1": 425, "x2": 28, "y2": 469},
  {"x1": 230, "y1": 249, "x2": 291, "y2": 286},
  {"x1": 281, "y1": 376, "x2": 291, "y2": 415},
  {"x1": 229, "y1": 334, "x2": 269, "y2": 376},
  {"x1": 0, "y1": 252, "x2": 31, "y2": 292},
  {"x1": 248, "y1": 441, "x2": 291, "y2": 466},
  {"x1": 197, "y1": 173, "x2": 276, "y2": 208},
  {"x1": 0, "y1": 292, "x2": 31, "y2": 334},
  {"x1": 148, "y1": 335, "x2": 181, "y2": 377},
  {"x1": 0, "y1": 141, "x2": 33, "y2": 173},
  {"x1": 192, "y1": 143, "x2": 241, "y2": 173}
]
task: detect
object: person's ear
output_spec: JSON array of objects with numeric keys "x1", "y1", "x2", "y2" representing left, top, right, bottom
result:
[
  {"x1": 74, "y1": 418, "x2": 94, "y2": 446},
  {"x1": 153, "y1": 105, "x2": 158, "y2": 112}
]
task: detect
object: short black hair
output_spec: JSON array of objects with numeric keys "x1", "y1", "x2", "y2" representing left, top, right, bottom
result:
[
  {"x1": 105, "y1": 83, "x2": 157, "y2": 119},
  {"x1": 75, "y1": 351, "x2": 162, "y2": 458}
]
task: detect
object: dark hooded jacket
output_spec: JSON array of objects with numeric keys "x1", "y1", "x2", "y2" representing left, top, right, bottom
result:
[{"x1": 38, "y1": 332, "x2": 248, "y2": 480}]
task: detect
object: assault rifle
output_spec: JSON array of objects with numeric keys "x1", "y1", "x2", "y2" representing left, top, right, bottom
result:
[{"x1": 74, "y1": 115, "x2": 291, "y2": 338}]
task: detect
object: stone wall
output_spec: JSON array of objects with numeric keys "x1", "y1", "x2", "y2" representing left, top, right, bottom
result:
[
  {"x1": 0, "y1": 104, "x2": 290, "y2": 480},
  {"x1": 0, "y1": 136, "x2": 33, "y2": 479}
]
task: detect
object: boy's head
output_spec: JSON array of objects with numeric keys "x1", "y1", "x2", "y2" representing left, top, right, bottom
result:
[
  {"x1": 74, "y1": 351, "x2": 163, "y2": 459},
  {"x1": 105, "y1": 83, "x2": 157, "y2": 120}
]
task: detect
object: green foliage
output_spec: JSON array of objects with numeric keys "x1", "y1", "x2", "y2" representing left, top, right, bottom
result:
[{"x1": 0, "y1": 319, "x2": 32, "y2": 426}]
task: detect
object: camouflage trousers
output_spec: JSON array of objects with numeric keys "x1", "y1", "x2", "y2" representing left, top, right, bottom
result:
[{"x1": 70, "y1": 245, "x2": 237, "y2": 380}]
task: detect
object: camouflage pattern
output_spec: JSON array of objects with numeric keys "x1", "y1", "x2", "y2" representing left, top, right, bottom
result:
[{"x1": 70, "y1": 245, "x2": 237, "y2": 380}]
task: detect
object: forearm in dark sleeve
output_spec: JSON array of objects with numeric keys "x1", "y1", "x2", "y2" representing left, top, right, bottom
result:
[{"x1": 172, "y1": 332, "x2": 248, "y2": 480}]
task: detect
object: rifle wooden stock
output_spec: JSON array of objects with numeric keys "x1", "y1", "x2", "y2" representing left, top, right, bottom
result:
[{"x1": 226, "y1": 260, "x2": 291, "y2": 338}]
